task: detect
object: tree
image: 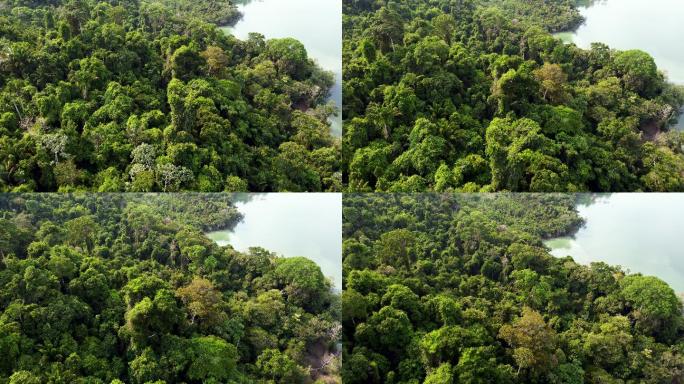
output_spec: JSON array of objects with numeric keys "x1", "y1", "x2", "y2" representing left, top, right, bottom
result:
[
  {"x1": 266, "y1": 38, "x2": 309, "y2": 79},
  {"x1": 381, "y1": 284, "x2": 420, "y2": 320},
  {"x1": 129, "y1": 348, "x2": 163, "y2": 384},
  {"x1": 485, "y1": 117, "x2": 567, "y2": 191},
  {"x1": 244, "y1": 289, "x2": 286, "y2": 329},
  {"x1": 425, "y1": 363, "x2": 454, "y2": 384},
  {"x1": 68, "y1": 266, "x2": 110, "y2": 310},
  {"x1": 176, "y1": 277, "x2": 226, "y2": 329},
  {"x1": 0, "y1": 322, "x2": 21, "y2": 374},
  {"x1": 169, "y1": 45, "x2": 204, "y2": 81},
  {"x1": 342, "y1": 289, "x2": 368, "y2": 326},
  {"x1": 272, "y1": 256, "x2": 329, "y2": 312},
  {"x1": 582, "y1": 316, "x2": 633, "y2": 369},
  {"x1": 456, "y1": 347, "x2": 513, "y2": 384},
  {"x1": 126, "y1": 297, "x2": 161, "y2": 345},
  {"x1": 9, "y1": 371, "x2": 41, "y2": 384},
  {"x1": 620, "y1": 275, "x2": 682, "y2": 340},
  {"x1": 38, "y1": 133, "x2": 68, "y2": 165},
  {"x1": 356, "y1": 306, "x2": 412, "y2": 356},
  {"x1": 275, "y1": 142, "x2": 322, "y2": 191},
  {"x1": 187, "y1": 336, "x2": 238, "y2": 382},
  {"x1": 491, "y1": 65, "x2": 539, "y2": 115},
  {"x1": 122, "y1": 274, "x2": 168, "y2": 306},
  {"x1": 64, "y1": 215, "x2": 100, "y2": 252},
  {"x1": 428, "y1": 295, "x2": 462, "y2": 327},
  {"x1": 256, "y1": 348, "x2": 308, "y2": 383},
  {"x1": 419, "y1": 325, "x2": 489, "y2": 369},
  {"x1": 412, "y1": 37, "x2": 450, "y2": 74},
  {"x1": 70, "y1": 57, "x2": 108, "y2": 99},
  {"x1": 47, "y1": 248, "x2": 78, "y2": 284},
  {"x1": 533, "y1": 63, "x2": 567, "y2": 104},
  {"x1": 0, "y1": 218, "x2": 19, "y2": 259},
  {"x1": 369, "y1": 7, "x2": 404, "y2": 52},
  {"x1": 376, "y1": 228, "x2": 416, "y2": 267},
  {"x1": 433, "y1": 14, "x2": 456, "y2": 44},
  {"x1": 641, "y1": 144, "x2": 684, "y2": 191},
  {"x1": 131, "y1": 143, "x2": 156, "y2": 171},
  {"x1": 157, "y1": 163, "x2": 193, "y2": 192},
  {"x1": 201, "y1": 46, "x2": 229, "y2": 77},
  {"x1": 498, "y1": 307, "x2": 558, "y2": 376},
  {"x1": 291, "y1": 111, "x2": 334, "y2": 150},
  {"x1": 613, "y1": 50, "x2": 660, "y2": 97}
]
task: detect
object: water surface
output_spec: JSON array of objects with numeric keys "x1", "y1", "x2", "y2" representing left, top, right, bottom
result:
[
  {"x1": 205, "y1": 193, "x2": 342, "y2": 289},
  {"x1": 225, "y1": 0, "x2": 342, "y2": 136},
  {"x1": 545, "y1": 194, "x2": 684, "y2": 293}
]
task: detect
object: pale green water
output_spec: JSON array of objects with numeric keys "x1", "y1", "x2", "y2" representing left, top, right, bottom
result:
[
  {"x1": 205, "y1": 193, "x2": 342, "y2": 289},
  {"x1": 559, "y1": 0, "x2": 684, "y2": 128},
  {"x1": 223, "y1": 0, "x2": 342, "y2": 136},
  {"x1": 543, "y1": 237, "x2": 573, "y2": 250},
  {"x1": 544, "y1": 194, "x2": 684, "y2": 293}
]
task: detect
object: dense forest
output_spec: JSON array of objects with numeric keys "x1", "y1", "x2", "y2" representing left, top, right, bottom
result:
[
  {"x1": 0, "y1": 194, "x2": 341, "y2": 383},
  {"x1": 343, "y1": 0, "x2": 684, "y2": 192},
  {"x1": 0, "y1": 0, "x2": 340, "y2": 192},
  {"x1": 342, "y1": 194, "x2": 684, "y2": 383}
]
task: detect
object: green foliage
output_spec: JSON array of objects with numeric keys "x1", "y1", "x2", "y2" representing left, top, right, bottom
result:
[
  {"x1": 0, "y1": 0, "x2": 340, "y2": 192},
  {"x1": 343, "y1": 194, "x2": 684, "y2": 383},
  {"x1": 256, "y1": 348, "x2": 308, "y2": 383},
  {"x1": 424, "y1": 363, "x2": 454, "y2": 384},
  {"x1": 0, "y1": 193, "x2": 340, "y2": 382},
  {"x1": 620, "y1": 275, "x2": 683, "y2": 341},
  {"x1": 187, "y1": 336, "x2": 238, "y2": 381},
  {"x1": 272, "y1": 256, "x2": 331, "y2": 312},
  {"x1": 343, "y1": 0, "x2": 684, "y2": 192}
]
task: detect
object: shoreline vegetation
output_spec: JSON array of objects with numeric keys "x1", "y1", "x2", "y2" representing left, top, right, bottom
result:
[
  {"x1": 343, "y1": 0, "x2": 684, "y2": 192},
  {"x1": 539, "y1": 193, "x2": 599, "y2": 241},
  {"x1": 154, "y1": 0, "x2": 242, "y2": 28},
  {"x1": 342, "y1": 193, "x2": 684, "y2": 383},
  {"x1": 542, "y1": 0, "x2": 684, "y2": 112},
  {"x1": 0, "y1": 0, "x2": 340, "y2": 192},
  {"x1": 0, "y1": 194, "x2": 342, "y2": 383},
  {"x1": 542, "y1": 193, "x2": 684, "y2": 296}
]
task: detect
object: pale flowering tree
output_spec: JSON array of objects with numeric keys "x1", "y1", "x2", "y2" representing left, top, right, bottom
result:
[
  {"x1": 39, "y1": 133, "x2": 68, "y2": 164},
  {"x1": 128, "y1": 163, "x2": 147, "y2": 180},
  {"x1": 131, "y1": 143, "x2": 156, "y2": 170},
  {"x1": 157, "y1": 163, "x2": 193, "y2": 192}
]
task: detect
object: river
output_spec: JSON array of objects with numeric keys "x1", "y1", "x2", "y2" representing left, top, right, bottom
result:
[
  {"x1": 544, "y1": 194, "x2": 684, "y2": 293},
  {"x1": 224, "y1": 0, "x2": 342, "y2": 136},
  {"x1": 556, "y1": 0, "x2": 684, "y2": 129},
  {"x1": 205, "y1": 193, "x2": 342, "y2": 289}
]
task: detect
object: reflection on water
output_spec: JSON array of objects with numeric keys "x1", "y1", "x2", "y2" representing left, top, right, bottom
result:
[
  {"x1": 545, "y1": 194, "x2": 684, "y2": 293},
  {"x1": 224, "y1": 0, "x2": 342, "y2": 136},
  {"x1": 205, "y1": 193, "x2": 342, "y2": 289}
]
